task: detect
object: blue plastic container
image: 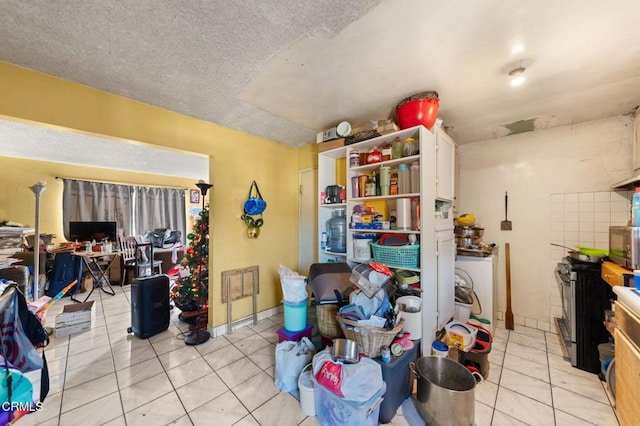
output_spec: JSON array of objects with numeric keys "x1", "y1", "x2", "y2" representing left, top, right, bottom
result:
[
  {"x1": 633, "y1": 187, "x2": 640, "y2": 226},
  {"x1": 283, "y1": 299, "x2": 308, "y2": 332}
]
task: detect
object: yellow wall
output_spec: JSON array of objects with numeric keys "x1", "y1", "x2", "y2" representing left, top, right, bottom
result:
[{"x1": 0, "y1": 62, "x2": 300, "y2": 327}]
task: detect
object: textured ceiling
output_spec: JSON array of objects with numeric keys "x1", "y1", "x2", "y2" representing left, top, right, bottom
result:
[{"x1": 1, "y1": 0, "x2": 640, "y2": 151}]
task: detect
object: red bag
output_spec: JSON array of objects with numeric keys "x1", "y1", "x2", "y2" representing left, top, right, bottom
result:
[{"x1": 315, "y1": 360, "x2": 344, "y2": 398}]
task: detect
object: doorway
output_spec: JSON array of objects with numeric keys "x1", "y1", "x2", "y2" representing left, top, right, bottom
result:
[{"x1": 298, "y1": 167, "x2": 317, "y2": 276}]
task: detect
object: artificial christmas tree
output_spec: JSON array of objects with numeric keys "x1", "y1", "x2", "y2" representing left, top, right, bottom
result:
[
  {"x1": 171, "y1": 208, "x2": 209, "y2": 311},
  {"x1": 170, "y1": 181, "x2": 212, "y2": 345}
]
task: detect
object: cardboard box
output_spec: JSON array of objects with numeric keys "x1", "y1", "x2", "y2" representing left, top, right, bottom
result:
[
  {"x1": 55, "y1": 300, "x2": 95, "y2": 337},
  {"x1": 318, "y1": 138, "x2": 345, "y2": 152}
]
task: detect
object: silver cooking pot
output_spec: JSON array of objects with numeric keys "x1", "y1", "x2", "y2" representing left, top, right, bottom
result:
[{"x1": 455, "y1": 226, "x2": 484, "y2": 238}]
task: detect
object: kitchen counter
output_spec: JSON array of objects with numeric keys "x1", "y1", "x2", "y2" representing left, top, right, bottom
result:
[
  {"x1": 613, "y1": 286, "x2": 640, "y2": 317},
  {"x1": 602, "y1": 261, "x2": 632, "y2": 287}
]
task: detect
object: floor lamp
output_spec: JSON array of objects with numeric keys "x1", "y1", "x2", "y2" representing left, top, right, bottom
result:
[
  {"x1": 29, "y1": 181, "x2": 47, "y2": 301},
  {"x1": 185, "y1": 180, "x2": 213, "y2": 346}
]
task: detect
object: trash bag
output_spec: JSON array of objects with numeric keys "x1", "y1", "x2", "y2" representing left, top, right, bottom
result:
[
  {"x1": 0, "y1": 286, "x2": 43, "y2": 372},
  {"x1": 278, "y1": 265, "x2": 308, "y2": 304},
  {"x1": 312, "y1": 348, "x2": 384, "y2": 403},
  {"x1": 274, "y1": 337, "x2": 315, "y2": 393}
]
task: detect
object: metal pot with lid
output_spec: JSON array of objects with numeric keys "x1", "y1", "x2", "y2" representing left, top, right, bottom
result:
[{"x1": 454, "y1": 226, "x2": 485, "y2": 238}]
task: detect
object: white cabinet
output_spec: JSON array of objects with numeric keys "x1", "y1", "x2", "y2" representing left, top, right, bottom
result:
[
  {"x1": 435, "y1": 126, "x2": 456, "y2": 202},
  {"x1": 317, "y1": 125, "x2": 456, "y2": 353},
  {"x1": 436, "y1": 230, "x2": 456, "y2": 331}
]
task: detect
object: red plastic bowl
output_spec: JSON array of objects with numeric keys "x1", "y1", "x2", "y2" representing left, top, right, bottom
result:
[{"x1": 396, "y1": 98, "x2": 439, "y2": 130}]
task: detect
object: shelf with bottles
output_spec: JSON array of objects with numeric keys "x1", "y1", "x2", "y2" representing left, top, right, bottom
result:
[
  {"x1": 345, "y1": 126, "x2": 422, "y2": 161},
  {"x1": 348, "y1": 159, "x2": 421, "y2": 199},
  {"x1": 349, "y1": 154, "x2": 420, "y2": 172}
]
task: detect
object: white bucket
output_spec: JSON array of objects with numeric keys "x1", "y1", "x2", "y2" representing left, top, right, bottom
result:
[
  {"x1": 396, "y1": 296, "x2": 422, "y2": 340},
  {"x1": 445, "y1": 321, "x2": 478, "y2": 352},
  {"x1": 454, "y1": 301, "x2": 472, "y2": 323},
  {"x1": 298, "y1": 364, "x2": 315, "y2": 416}
]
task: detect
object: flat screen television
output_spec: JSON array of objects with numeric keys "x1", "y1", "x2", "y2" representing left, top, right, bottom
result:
[{"x1": 69, "y1": 221, "x2": 117, "y2": 243}]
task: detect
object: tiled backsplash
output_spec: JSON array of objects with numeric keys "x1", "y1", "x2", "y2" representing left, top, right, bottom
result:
[
  {"x1": 550, "y1": 190, "x2": 632, "y2": 250},
  {"x1": 547, "y1": 190, "x2": 631, "y2": 327}
]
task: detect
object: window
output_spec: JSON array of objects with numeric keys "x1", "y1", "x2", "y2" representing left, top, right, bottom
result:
[{"x1": 62, "y1": 179, "x2": 186, "y2": 242}]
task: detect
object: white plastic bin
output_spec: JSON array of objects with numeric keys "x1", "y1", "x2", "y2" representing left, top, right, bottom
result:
[{"x1": 312, "y1": 376, "x2": 386, "y2": 426}]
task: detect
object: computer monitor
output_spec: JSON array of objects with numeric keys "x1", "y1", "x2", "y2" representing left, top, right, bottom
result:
[{"x1": 68, "y1": 221, "x2": 117, "y2": 243}]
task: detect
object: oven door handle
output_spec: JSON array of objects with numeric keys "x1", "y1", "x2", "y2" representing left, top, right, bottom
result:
[{"x1": 555, "y1": 269, "x2": 569, "y2": 288}]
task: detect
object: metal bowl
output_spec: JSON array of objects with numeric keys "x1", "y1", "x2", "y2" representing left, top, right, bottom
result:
[{"x1": 331, "y1": 339, "x2": 360, "y2": 364}]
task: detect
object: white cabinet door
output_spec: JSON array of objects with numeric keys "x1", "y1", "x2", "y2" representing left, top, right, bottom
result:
[
  {"x1": 436, "y1": 230, "x2": 456, "y2": 330},
  {"x1": 435, "y1": 127, "x2": 455, "y2": 201}
]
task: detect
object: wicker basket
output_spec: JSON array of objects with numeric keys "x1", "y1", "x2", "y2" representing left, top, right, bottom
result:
[
  {"x1": 337, "y1": 315, "x2": 404, "y2": 357},
  {"x1": 371, "y1": 242, "x2": 420, "y2": 268},
  {"x1": 316, "y1": 304, "x2": 344, "y2": 338}
]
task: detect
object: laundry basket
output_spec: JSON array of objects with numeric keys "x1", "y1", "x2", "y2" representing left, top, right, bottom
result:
[
  {"x1": 337, "y1": 315, "x2": 404, "y2": 357},
  {"x1": 316, "y1": 304, "x2": 344, "y2": 339}
]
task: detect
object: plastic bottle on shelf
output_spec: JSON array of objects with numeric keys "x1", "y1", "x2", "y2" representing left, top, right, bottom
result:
[
  {"x1": 381, "y1": 142, "x2": 392, "y2": 162},
  {"x1": 410, "y1": 161, "x2": 420, "y2": 193},
  {"x1": 403, "y1": 137, "x2": 418, "y2": 157},
  {"x1": 398, "y1": 164, "x2": 410, "y2": 194},
  {"x1": 390, "y1": 172, "x2": 399, "y2": 195},
  {"x1": 392, "y1": 137, "x2": 404, "y2": 159},
  {"x1": 321, "y1": 232, "x2": 328, "y2": 251},
  {"x1": 379, "y1": 166, "x2": 391, "y2": 196},
  {"x1": 326, "y1": 209, "x2": 347, "y2": 253},
  {"x1": 365, "y1": 175, "x2": 376, "y2": 196},
  {"x1": 633, "y1": 187, "x2": 640, "y2": 226}
]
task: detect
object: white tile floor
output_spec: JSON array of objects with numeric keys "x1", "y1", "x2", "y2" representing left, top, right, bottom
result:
[{"x1": 20, "y1": 285, "x2": 619, "y2": 425}]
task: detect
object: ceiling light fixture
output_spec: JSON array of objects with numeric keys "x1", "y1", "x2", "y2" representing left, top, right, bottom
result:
[
  {"x1": 509, "y1": 67, "x2": 526, "y2": 86},
  {"x1": 507, "y1": 60, "x2": 530, "y2": 87}
]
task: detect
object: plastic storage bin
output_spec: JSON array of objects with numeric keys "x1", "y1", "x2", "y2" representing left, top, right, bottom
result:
[
  {"x1": 283, "y1": 299, "x2": 308, "y2": 332},
  {"x1": 374, "y1": 338, "x2": 419, "y2": 423},
  {"x1": 312, "y1": 376, "x2": 386, "y2": 426}
]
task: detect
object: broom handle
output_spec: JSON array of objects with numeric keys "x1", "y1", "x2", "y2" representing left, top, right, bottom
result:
[{"x1": 505, "y1": 243, "x2": 514, "y2": 330}]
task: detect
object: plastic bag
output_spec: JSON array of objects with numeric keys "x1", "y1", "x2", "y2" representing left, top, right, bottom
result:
[
  {"x1": 278, "y1": 265, "x2": 308, "y2": 304},
  {"x1": 274, "y1": 337, "x2": 315, "y2": 392},
  {"x1": 349, "y1": 288, "x2": 390, "y2": 319},
  {"x1": 0, "y1": 286, "x2": 44, "y2": 372},
  {"x1": 312, "y1": 348, "x2": 384, "y2": 402}
]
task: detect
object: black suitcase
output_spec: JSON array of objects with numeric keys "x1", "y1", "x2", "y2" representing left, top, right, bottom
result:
[
  {"x1": 307, "y1": 263, "x2": 353, "y2": 304},
  {"x1": 127, "y1": 274, "x2": 170, "y2": 338}
]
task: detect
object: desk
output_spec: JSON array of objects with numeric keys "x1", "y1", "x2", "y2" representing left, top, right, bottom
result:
[{"x1": 71, "y1": 251, "x2": 120, "y2": 303}]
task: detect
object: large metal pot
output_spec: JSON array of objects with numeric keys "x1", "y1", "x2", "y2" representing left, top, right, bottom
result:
[
  {"x1": 456, "y1": 236, "x2": 482, "y2": 248},
  {"x1": 454, "y1": 226, "x2": 484, "y2": 238},
  {"x1": 411, "y1": 356, "x2": 475, "y2": 425}
]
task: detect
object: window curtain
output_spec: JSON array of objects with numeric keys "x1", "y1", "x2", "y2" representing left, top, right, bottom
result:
[
  {"x1": 133, "y1": 186, "x2": 186, "y2": 241},
  {"x1": 62, "y1": 179, "x2": 186, "y2": 242}
]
